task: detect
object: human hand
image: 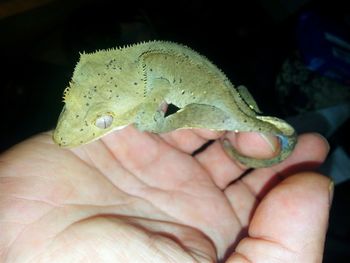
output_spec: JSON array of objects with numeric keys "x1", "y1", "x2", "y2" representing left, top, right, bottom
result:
[{"x1": 0, "y1": 126, "x2": 331, "y2": 262}]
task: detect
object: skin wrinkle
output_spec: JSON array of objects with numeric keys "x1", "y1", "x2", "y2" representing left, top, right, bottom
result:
[
  {"x1": 78, "y1": 217, "x2": 200, "y2": 262},
  {"x1": 129, "y1": 151, "x2": 183, "y2": 190},
  {"x1": 230, "y1": 252, "x2": 253, "y2": 263},
  {"x1": 61, "y1": 201, "x2": 141, "y2": 212},
  {"x1": 109, "y1": 131, "x2": 164, "y2": 173},
  {"x1": 86, "y1": 149, "x2": 181, "y2": 216},
  {"x1": 85, "y1": 148, "x2": 182, "y2": 221},
  {"x1": 1, "y1": 175, "x2": 67, "y2": 258},
  {"x1": 156, "y1": 134, "x2": 214, "y2": 173},
  {"x1": 189, "y1": 250, "x2": 214, "y2": 263},
  {"x1": 6, "y1": 194, "x2": 63, "y2": 208},
  {"x1": 251, "y1": 236, "x2": 297, "y2": 255},
  {"x1": 193, "y1": 155, "x2": 224, "y2": 188},
  {"x1": 27, "y1": 237, "x2": 59, "y2": 263},
  {"x1": 69, "y1": 143, "x2": 150, "y2": 202},
  {"x1": 3, "y1": 151, "x2": 77, "y2": 206},
  {"x1": 63, "y1": 197, "x2": 173, "y2": 224},
  {"x1": 239, "y1": 178, "x2": 262, "y2": 203},
  {"x1": 194, "y1": 141, "x2": 243, "y2": 190},
  {"x1": 75, "y1": 145, "x2": 127, "y2": 184},
  {"x1": 2, "y1": 224, "x2": 26, "y2": 261},
  {"x1": 3, "y1": 204, "x2": 57, "y2": 262},
  {"x1": 67, "y1": 224, "x2": 101, "y2": 259},
  {"x1": 145, "y1": 229, "x2": 209, "y2": 263},
  {"x1": 0, "y1": 175, "x2": 72, "y2": 209},
  {"x1": 242, "y1": 168, "x2": 283, "y2": 198},
  {"x1": 100, "y1": 136, "x2": 127, "y2": 168},
  {"x1": 176, "y1": 237, "x2": 214, "y2": 263},
  {"x1": 160, "y1": 129, "x2": 212, "y2": 155},
  {"x1": 29, "y1": 212, "x2": 136, "y2": 262},
  {"x1": 101, "y1": 128, "x2": 214, "y2": 191},
  {"x1": 148, "y1": 234, "x2": 182, "y2": 262},
  {"x1": 96, "y1": 140, "x2": 162, "y2": 193},
  {"x1": 101, "y1": 136, "x2": 215, "y2": 219},
  {"x1": 98, "y1": 136, "x2": 135, "y2": 168},
  {"x1": 35, "y1": 224, "x2": 93, "y2": 263},
  {"x1": 70, "y1": 146, "x2": 109, "y2": 175},
  {"x1": 139, "y1": 187, "x2": 193, "y2": 223},
  {"x1": 0, "y1": 174, "x2": 55, "y2": 181},
  {"x1": 133, "y1": 184, "x2": 226, "y2": 256},
  {"x1": 9, "y1": 204, "x2": 106, "y2": 259},
  {"x1": 67, "y1": 140, "x2": 184, "y2": 224},
  {"x1": 224, "y1": 181, "x2": 252, "y2": 228}
]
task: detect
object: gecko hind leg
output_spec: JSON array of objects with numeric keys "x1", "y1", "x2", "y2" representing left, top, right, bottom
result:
[
  {"x1": 146, "y1": 102, "x2": 297, "y2": 168},
  {"x1": 156, "y1": 103, "x2": 233, "y2": 132}
]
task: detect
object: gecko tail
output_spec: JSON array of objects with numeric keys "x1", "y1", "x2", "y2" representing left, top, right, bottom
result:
[
  {"x1": 222, "y1": 115, "x2": 297, "y2": 168},
  {"x1": 222, "y1": 132, "x2": 297, "y2": 168}
]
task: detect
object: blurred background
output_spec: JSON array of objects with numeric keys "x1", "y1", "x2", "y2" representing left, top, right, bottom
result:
[{"x1": 0, "y1": 0, "x2": 349, "y2": 261}]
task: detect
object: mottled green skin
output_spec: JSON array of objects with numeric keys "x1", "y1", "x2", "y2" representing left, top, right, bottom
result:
[{"x1": 53, "y1": 41, "x2": 297, "y2": 168}]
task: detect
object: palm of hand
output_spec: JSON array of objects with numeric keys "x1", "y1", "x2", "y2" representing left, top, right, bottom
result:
[{"x1": 0, "y1": 126, "x2": 330, "y2": 262}]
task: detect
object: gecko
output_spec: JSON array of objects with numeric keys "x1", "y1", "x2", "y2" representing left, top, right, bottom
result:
[{"x1": 53, "y1": 40, "x2": 297, "y2": 168}]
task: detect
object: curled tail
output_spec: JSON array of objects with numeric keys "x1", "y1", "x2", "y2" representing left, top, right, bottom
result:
[{"x1": 223, "y1": 116, "x2": 297, "y2": 168}]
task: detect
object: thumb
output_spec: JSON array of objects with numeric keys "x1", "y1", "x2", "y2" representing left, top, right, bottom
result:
[{"x1": 226, "y1": 172, "x2": 333, "y2": 262}]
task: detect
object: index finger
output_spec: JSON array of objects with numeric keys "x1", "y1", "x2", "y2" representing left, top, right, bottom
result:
[
  {"x1": 195, "y1": 132, "x2": 279, "y2": 189},
  {"x1": 160, "y1": 128, "x2": 225, "y2": 154}
]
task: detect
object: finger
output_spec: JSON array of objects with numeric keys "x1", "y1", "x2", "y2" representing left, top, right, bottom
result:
[
  {"x1": 223, "y1": 133, "x2": 329, "y2": 229},
  {"x1": 196, "y1": 140, "x2": 244, "y2": 189},
  {"x1": 100, "y1": 125, "x2": 165, "y2": 173},
  {"x1": 160, "y1": 128, "x2": 224, "y2": 154},
  {"x1": 227, "y1": 172, "x2": 332, "y2": 262},
  {"x1": 195, "y1": 132, "x2": 279, "y2": 189},
  {"x1": 242, "y1": 133, "x2": 329, "y2": 198},
  {"x1": 100, "y1": 125, "x2": 211, "y2": 188},
  {"x1": 225, "y1": 132, "x2": 279, "y2": 160},
  {"x1": 224, "y1": 179, "x2": 258, "y2": 230},
  {"x1": 70, "y1": 135, "x2": 151, "y2": 194}
]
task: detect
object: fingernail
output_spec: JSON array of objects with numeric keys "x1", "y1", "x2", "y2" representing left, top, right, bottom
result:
[
  {"x1": 328, "y1": 179, "x2": 334, "y2": 206},
  {"x1": 259, "y1": 133, "x2": 277, "y2": 153},
  {"x1": 313, "y1": 133, "x2": 330, "y2": 153}
]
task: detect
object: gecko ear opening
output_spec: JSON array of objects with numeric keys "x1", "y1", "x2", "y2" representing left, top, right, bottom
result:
[{"x1": 95, "y1": 114, "x2": 114, "y2": 129}]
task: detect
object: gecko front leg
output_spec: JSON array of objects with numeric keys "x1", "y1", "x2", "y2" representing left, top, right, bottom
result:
[{"x1": 134, "y1": 78, "x2": 172, "y2": 132}]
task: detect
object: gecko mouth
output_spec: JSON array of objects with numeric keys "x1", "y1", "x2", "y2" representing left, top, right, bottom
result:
[{"x1": 52, "y1": 106, "x2": 85, "y2": 148}]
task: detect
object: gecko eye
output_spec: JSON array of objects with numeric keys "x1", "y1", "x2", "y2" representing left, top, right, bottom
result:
[{"x1": 95, "y1": 114, "x2": 113, "y2": 129}]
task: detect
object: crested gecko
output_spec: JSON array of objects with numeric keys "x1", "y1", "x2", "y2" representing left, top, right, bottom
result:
[{"x1": 53, "y1": 40, "x2": 297, "y2": 168}]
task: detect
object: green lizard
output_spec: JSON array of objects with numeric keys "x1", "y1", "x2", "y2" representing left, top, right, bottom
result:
[{"x1": 53, "y1": 41, "x2": 297, "y2": 168}]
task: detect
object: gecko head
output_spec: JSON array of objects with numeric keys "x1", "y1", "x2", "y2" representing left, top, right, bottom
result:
[
  {"x1": 53, "y1": 50, "x2": 144, "y2": 147},
  {"x1": 53, "y1": 80, "x2": 140, "y2": 148}
]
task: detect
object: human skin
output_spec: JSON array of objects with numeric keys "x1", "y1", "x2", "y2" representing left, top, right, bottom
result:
[{"x1": 0, "y1": 127, "x2": 331, "y2": 262}]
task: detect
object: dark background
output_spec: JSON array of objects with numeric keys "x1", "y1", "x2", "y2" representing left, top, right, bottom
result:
[{"x1": 0, "y1": 0, "x2": 349, "y2": 261}]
